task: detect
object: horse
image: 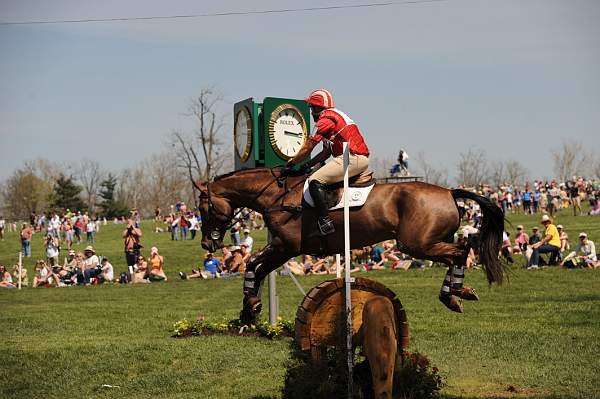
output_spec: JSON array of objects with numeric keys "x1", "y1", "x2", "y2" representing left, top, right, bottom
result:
[{"x1": 193, "y1": 167, "x2": 505, "y2": 324}]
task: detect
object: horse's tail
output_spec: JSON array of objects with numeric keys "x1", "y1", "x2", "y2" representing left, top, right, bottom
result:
[{"x1": 451, "y1": 189, "x2": 506, "y2": 285}]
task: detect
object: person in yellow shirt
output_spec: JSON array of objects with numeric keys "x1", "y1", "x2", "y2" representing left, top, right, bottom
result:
[{"x1": 527, "y1": 215, "x2": 561, "y2": 269}]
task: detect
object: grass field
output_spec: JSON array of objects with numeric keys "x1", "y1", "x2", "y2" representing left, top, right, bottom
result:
[{"x1": 1, "y1": 208, "x2": 599, "y2": 398}]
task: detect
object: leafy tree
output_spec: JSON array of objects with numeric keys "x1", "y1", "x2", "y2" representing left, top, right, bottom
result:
[
  {"x1": 98, "y1": 174, "x2": 129, "y2": 218},
  {"x1": 49, "y1": 174, "x2": 85, "y2": 213},
  {"x1": 1, "y1": 169, "x2": 52, "y2": 219}
]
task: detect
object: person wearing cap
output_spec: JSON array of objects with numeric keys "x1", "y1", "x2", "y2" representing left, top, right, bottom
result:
[
  {"x1": 528, "y1": 215, "x2": 561, "y2": 269},
  {"x1": 513, "y1": 225, "x2": 529, "y2": 254},
  {"x1": 561, "y1": 233, "x2": 597, "y2": 269},
  {"x1": 82, "y1": 246, "x2": 101, "y2": 284},
  {"x1": 557, "y1": 225, "x2": 570, "y2": 252},
  {"x1": 241, "y1": 228, "x2": 254, "y2": 254},
  {"x1": 285, "y1": 89, "x2": 370, "y2": 236}
]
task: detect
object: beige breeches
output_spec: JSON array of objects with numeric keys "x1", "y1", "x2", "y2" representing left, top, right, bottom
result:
[{"x1": 308, "y1": 154, "x2": 369, "y2": 185}]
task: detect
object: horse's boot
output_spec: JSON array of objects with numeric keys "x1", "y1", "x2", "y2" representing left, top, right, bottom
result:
[
  {"x1": 439, "y1": 293, "x2": 463, "y2": 313},
  {"x1": 308, "y1": 180, "x2": 335, "y2": 236},
  {"x1": 451, "y1": 286, "x2": 479, "y2": 301},
  {"x1": 239, "y1": 295, "x2": 262, "y2": 325}
]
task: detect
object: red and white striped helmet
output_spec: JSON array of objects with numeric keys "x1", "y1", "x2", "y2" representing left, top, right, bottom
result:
[{"x1": 304, "y1": 89, "x2": 334, "y2": 109}]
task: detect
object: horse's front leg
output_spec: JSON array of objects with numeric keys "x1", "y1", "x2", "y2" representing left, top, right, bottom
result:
[{"x1": 240, "y1": 245, "x2": 290, "y2": 324}]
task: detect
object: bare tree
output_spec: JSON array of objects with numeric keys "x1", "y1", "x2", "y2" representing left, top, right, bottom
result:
[
  {"x1": 594, "y1": 160, "x2": 600, "y2": 180},
  {"x1": 76, "y1": 160, "x2": 105, "y2": 214},
  {"x1": 414, "y1": 151, "x2": 448, "y2": 187},
  {"x1": 505, "y1": 159, "x2": 528, "y2": 186},
  {"x1": 456, "y1": 149, "x2": 489, "y2": 188},
  {"x1": 551, "y1": 141, "x2": 590, "y2": 182},
  {"x1": 489, "y1": 161, "x2": 506, "y2": 188}
]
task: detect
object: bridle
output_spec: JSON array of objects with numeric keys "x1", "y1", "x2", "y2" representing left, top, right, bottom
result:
[{"x1": 199, "y1": 166, "x2": 305, "y2": 242}]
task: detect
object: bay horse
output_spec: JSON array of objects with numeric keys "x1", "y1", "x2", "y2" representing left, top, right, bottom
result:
[{"x1": 193, "y1": 167, "x2": 505, "y2": 324}]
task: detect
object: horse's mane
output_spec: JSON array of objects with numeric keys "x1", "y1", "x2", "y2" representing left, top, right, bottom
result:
[{"x1": 213, "y1": 167, "x2": 279, "y2": 182}]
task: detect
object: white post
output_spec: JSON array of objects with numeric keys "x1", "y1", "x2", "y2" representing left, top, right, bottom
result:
[
  {"x1": 18, "y1": 252, "x2": 23, "y2": 290},
  {"x1": 267, "y1": 230, "x2": 278, "y2": 325},
  {"x1": 336, "y1": 253, "x2": 341, "y2": 278},
  {"x1": 343, "y1": 142, "x2": 353, "y2": 397}
]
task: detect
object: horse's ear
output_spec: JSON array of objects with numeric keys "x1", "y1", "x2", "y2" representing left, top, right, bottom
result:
[{"x1": 193, "y1": 180, "x2": 208, "y2": 194}]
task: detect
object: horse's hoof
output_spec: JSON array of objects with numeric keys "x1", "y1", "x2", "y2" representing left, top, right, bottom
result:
[
  {"x1": 240, "y1": 296, "x2": 262, "y2": 325},
  {"x1": 439, "y1": 294, "x2": 463, "y2": 313},
  {"x1": 452, "y1": 287, "x2": 479, "y2": 301}
]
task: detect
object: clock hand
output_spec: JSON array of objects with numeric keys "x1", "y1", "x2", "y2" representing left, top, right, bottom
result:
[{"x1": 284, "y1": 130, "x2": 302, "y2": 137}]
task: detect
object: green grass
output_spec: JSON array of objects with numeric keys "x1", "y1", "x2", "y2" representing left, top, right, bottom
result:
[{"x1": 1, "y1": 208, "x2": 599, "y2": 398}]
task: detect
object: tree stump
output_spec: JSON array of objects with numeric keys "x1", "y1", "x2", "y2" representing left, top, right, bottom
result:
[{"x1": 295, "y1": 277, "x2": 409, "y2": 361}]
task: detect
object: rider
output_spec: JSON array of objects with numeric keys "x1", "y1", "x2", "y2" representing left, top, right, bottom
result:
[{"x1": 286, "y1": 89, "x2": 370, "y2": 235}]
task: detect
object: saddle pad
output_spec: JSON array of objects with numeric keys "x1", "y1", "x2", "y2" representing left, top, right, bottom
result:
[{"x1": 303, "y1": 180, "x2": 376, "y2": 210}]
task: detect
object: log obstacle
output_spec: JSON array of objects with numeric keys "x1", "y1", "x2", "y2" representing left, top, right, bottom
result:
[{"x1": 295, "y1": 277, "x2": 410, "y2": 362}]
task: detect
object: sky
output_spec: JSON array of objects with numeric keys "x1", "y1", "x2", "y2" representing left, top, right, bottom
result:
[{"x1": 1, "y1": 0, "x2": 599, "y2": 182}]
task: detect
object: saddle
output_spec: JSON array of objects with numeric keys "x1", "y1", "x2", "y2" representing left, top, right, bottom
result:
[{"x1": 303, "y1": 169, "x2": 376, "y2": 210}]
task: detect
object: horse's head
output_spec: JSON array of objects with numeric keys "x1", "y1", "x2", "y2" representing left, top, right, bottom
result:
[{"x1": 194, "y1": 180, "x2": 234, "y2": 253}]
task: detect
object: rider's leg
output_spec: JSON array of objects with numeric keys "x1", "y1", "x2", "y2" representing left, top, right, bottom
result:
[{"x1": 308, "y1": 155, "x2": 369, "y2": 235}]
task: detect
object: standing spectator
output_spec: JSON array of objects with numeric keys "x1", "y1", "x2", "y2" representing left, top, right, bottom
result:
[
  {"x1": 63, "y1": 220, "x2": 74, "y2": 250},
  {"x1": 561, "y1": 233, "x2": 597, "y2": 269},
  {"x1": 528, "y1": 215, "x2": 561, "y2": 269},
  {"x1": 189, "y1": 212, "x2": 200, "y2": 240},
  {"x1": 0, "y1": 216, "x2": 5, "y2": 240},
  {"x1": 522, "y1": 190, "x2": 532, "y2": 214},
  {"x1": 83, "y1": 246, "x2": 100, "y2": 284},
  {"x1": 533, "y1": 190, "x2": 541, "y2": 213},
  {"x1": 170, "y1": 214, "x2": 179, "y2": 241},
  {"x1": 86, "y1": 219, "x2": 96, "y2": 243},
  {"x1": 241, "y1": 229, "x2": 254, "y2": 253},
  {"x1": 179, "y1": 214, "x2": 189, "y2": 240},
  {"x1": 148, "y1": 247, "x2": 167, "y2": 281},
  {"x1": 73, "y1": 217, "x2": 82, "y2": 244},
  {"x1": 44, "y1": 234, "x2": 60, "y2": 267},
  {"x1": 20, "y1": 223, "x2": 33, "y2": 257},
  {"x1": 230, "y1": 222, "x2": 241, "y2": 246},
  {"x1": 123, "y1": 220, "x2": 143, "y2": 273}
]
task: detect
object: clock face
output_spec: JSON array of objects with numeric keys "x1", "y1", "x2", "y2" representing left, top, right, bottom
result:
[
  {"x1": 268, "y1": 104, "x2": 308, "y2": 160},
  {"x1": 234, "y1": 106, "x2": 252, "y2": 162}
]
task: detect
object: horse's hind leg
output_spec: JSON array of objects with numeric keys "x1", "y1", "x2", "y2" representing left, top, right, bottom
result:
[{"x1": 412, "y1": 242, "x2": 478, "y2": 313}]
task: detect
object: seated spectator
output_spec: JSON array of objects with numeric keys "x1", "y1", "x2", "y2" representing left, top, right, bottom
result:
[
  {"x1": 132, "y1": 255, "x2": 150, "y2": 283},
  {"x1": 561, "y1": 232, "x2": 597, "y2": 269},
  {"x1": 83, "y1": 246, "x2": 101, "y2": 285},
  {"x1": 148, "y1": 247, "x2": 167, "y2": 281},
  {"x1": 391, "y1": 253, "x2": 429, "y2": 270},
  {"x1": 528, "y1": 215, "x2": 561, "y2": 269},
  {"x1": 11, "y1": 264, "x2": 28, "y2": 287},
  {"x1": 0, "y1": 265, "x2": 15, "y2": 288},
  {"x1": 223, "y1": 246, "x2": 245, "y2": 274},
  {"x1": 501, "y1": 232, "x2": 514, "y2": 264},
  {"x1": 33, "y1": 260, "x2": 56, "y2": 287},
  {"x1": 382, "y1": 240, "x2": 401, "y2": 265},
  {"x1": 99, "y1": 257, "x2": 114, "y2": 283},
  {"x1": 179, "y1": 252, "x2": 222, "y2": 280},
  {"x1": 513, "y1": 225, "x2": 529, "y2": 254},
  {"x1": 368, "y1": 245, "x2": 386, "y2": 270},
  {"x1": 283, "y1": 258, "x2": 305, "y2": 275},
  {"x1": 557, "y1": 225, "x2": 570, "y2": 252}
]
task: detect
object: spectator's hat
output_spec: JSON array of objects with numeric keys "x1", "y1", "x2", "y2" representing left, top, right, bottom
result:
[
  {"x1": 205, "y1": 252, "x2": 213, "y2": 258},
  {"x1": 579, "y1": 232, "x2": 587, "y2": 239},
  {"x1": 457, "y1": 228, "x2": 464, "y2": 236},
  {"x1": 557, "y1": 224, "x2": 563, "y2": 229},
  {"x1": 243, "y1": 228, "x2": 250, "y2": 233},
  {"x1": 68, "y1": 249, "x2": 75, "y2": 256},
  {"x1": 541, "y1": 214, "x2": 551, "y2": 224},
  {"x1": 517, "y1": 225, "x2": 524, "y2": 230},
  {"x1": 84, "y1": 245, "x2": 95, "y2": 253},
  {"x1": 532, "y1": 226, "x2": 539, "y2": 231},
  {"x1": 101, "y1": 256, "x2": 108, "y2": 262},
  {"x1": 230, "y1": 245, "x2": 241, "y2": 251}
]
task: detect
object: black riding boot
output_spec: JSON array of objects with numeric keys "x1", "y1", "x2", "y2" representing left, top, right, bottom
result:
[{"x1": 308, "y1": 180, "x2": 335, "y2": 235}]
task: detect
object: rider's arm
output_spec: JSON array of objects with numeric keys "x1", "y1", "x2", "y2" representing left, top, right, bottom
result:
[
  {"x1": 307, "y1": 145, "x2": 332, "y2": 167},
  {"x1": 287, "y1": 139, "x2": 318, "y2": 166}
]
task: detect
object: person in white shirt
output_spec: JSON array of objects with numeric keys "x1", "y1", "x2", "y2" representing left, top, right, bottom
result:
[
  {"x1": 0, "y1": 216, "x2": 5, "y2": 240},
  {"x1": 83, "y1": 246, "x2": 100, "y2": 284},
  {"x1": 241, "y1": 229, "x2": 254, "y2": 253},
  {"x1": 86, "y1": 220, "x2": 96, "y2": 243},
  {"x1": 100, "y1": 257, "x2": 114, "y2": 282},
  {"x1": 561, "y1": 232, "x2": 597, "y2": 269},
  {"x1": 45, "y1": 234, "x2": 60, "y2": 266}
]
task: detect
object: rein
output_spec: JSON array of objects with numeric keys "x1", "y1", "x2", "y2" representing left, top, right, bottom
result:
[{"x1": 202, "y1": 167, "x2": 305, "y2": 240}]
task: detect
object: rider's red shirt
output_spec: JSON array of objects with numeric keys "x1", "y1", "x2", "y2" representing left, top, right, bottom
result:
[{"x1": 310, "y1": 108, "x2": 370, "y2": 157}]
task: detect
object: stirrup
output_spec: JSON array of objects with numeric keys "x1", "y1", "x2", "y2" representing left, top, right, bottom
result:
[
  {"x1": 317, "y1": 217, "x2": 335, "y2": 235},
  {"x1": 439, "y1": 293, "x2": 463, "y2": 313}
]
